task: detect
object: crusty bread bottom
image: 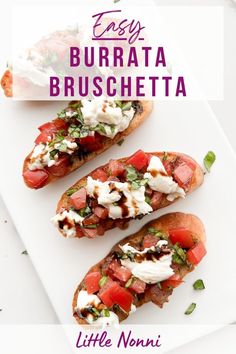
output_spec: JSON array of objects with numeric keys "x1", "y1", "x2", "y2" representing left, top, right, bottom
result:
[{"x1": 72, "y1": 212, "x2": 206, "y2": 325}]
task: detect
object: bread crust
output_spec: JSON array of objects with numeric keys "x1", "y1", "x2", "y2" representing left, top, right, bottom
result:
[
  {"x1": 72, "y1": 212, "x2": 206, "y2": 325},
  {"x1": 23, "y1": 100, "x2": 153, "y2": 188},
  {"x1": 56, "y1": 152, "x2": 204, "y2": 237}
]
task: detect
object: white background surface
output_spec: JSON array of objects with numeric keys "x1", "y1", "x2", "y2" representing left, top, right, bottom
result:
[{"x1": 0, "y1": 0, "x2": 236, "y2": 353}]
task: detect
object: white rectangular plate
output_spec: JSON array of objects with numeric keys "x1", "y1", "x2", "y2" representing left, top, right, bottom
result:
[{"x1": 0, "y1": 100, "x2": 235, "y2": 327}]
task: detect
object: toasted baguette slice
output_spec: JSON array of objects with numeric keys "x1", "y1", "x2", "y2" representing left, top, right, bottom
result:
[
  {"x1": 73, "y1": 212, "x2": 206, "y2": 325},
  {"x1": 54, "y1": 151, "x2": 204, "y2": 239},
  {"x1": 22, "y1": 100, "x2": 153, "y2": 189}
]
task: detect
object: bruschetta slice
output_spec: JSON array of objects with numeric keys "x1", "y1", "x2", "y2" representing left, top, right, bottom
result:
[
  {"x1": 72, "y1": 212, "x2": 206, "y2": 326},
  {"x1": 22, "y1": 100, "x2": 153, "y2": 189},
  {"x1": 52, "y1": 151, "x2": 204, "y2": 238}
]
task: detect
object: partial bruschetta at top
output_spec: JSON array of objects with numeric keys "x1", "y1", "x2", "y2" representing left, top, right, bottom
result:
[
  {"x1": 22, "y1": 100, "x2": 153, "y2": 189},
  {"x1": 72, "y1": 212, "x2": 207, "y2": 326},
  {"x1": 52, "y1": 150, "x2": 204, "y2": 239}
]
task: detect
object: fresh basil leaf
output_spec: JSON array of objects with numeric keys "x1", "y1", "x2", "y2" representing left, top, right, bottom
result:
[
  {"x1": 193, "y1": 279, "x2": 205, "y2": 290},
  {"x1": 145, "y1": 196, "x2": 151, "y2": 204},
  {"x1": 99, "y1": 276, "x2": 108, "y2": 287},
  {"x1": 162, "y1": 151, "x2": 168, "y2": 161},
  {"x1": 81, "y1": 224, "x2": 97, "y2": 229},
  {"x1": 102, "y1": 309, "x2": 110, "y2": 317},
  {"x1": 115, "y1": 100, "x2": 123, "y2": 108},
  {"x1": 204, "y1": 151, "x2": 216, "y2": 172},
  {"x1": 131, "y1": 181, "x2": 140, "y2": 190},
  {"x1": 110, "y1": 124, "x2": 116, "y2": 134},
  {"x1": 125, "y1": 277, "x2": 133, "y2": 288},
  {"x1": 49, "y1": 149, "x2": 58, "y2": 159},
  {"x1": 78, "y1": 206, "x2": 91, "y2": 217},
  {"x1": 172, "y1": 244, "x2": 186, "y2": 264},
  {"x1": 66, "y1": 188, "x2": 78, "y2": 196},
  {"x1": 147, "y1": 228, "x2": 165, "y2": 238},
  {"x1": 185, "y1": 303, "x2": 196, "y2": 315},
  {"x1": 122, "y1": 102, "x2": 132, "y2": 111},
  {"x1": 125, "y1": 166, "x2": 138, "y2": 181}
]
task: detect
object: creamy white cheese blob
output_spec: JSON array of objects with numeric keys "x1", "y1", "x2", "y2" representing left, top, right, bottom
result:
[
  {"x1": 29, "y1": 138, "x2": 77, "y2": 170},
  {"x1": 144, "y1": 156, "x2": 186, "y2": 202},
  {"x1": 51, "y1": 210, "x2": 84, "y2": 238},
  {"x1": 92, "y1": 311, "x2": 119, "y2": 328},
  {"x1": 120, "y1": 240, "x2": 174, "y2": 284},
  {"x1": 86, "y1": 176, "x2": 152, "y2": 219},
  {"x1": 81, "y1": 99, "x2": 135, "y2": 139}
]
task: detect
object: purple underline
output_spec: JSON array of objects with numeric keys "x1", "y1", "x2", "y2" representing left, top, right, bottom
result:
[{"x1": 92, "y1": 37, "x2": 145, "y2": 41}]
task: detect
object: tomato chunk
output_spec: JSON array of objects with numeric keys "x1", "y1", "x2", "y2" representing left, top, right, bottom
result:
[
  {"x1": 23, "y1": 169, "x2": 49, "y2": 189},
  {"x1": 53, "y1": 118, "x2": 68, "y2": 131},
  {"x1": 108, "y1": 160, "x2": 125, "y2": 177},
  {"x1": 109, "y1": 260, "x2": 132, "y2": 282},
  {"x1": 110, "y1": 285, "x2": 133, "y2": 312},
  {"x1": 83, "y1": 214, "x2": 99, "y2": 226},
  {"x1": 98, "y1": 279, "x2": 119, "y2": 308},
  {"x1": 79, "y1": 134, "x2": 96, "y2": 145},
  {"x1": 84, "y1": 272, "x2": 102, "y2": 294},
  {"x1": 83, "y1": 133, "x2": 104, "y2": 152},
  {"x1": 169, "y1": 228, "x2": 194, "y2": 249},
  {"x1": 70, "y1": 188, "x2": 87, "y2": 210},
  {"x1": 82, "y1": 228, "x2": 99, "y2": 238},
  {"x1": 38, "y1": 122, "x2": 57, "y2": 135},
  {"x1": 93, "y1": 206, "x2": 108, "y2": 219},
  {"x1": 142, "y1": 234, "x2": 158, "y2": 249},
  {"x1": 179, "y1": 155, "x2": 196, "y2": 171},
  {"x1": 161, "y1": 274, "x2": 183, "y2": 290},
  {"x1": 47, "y1": 156, "x2": 70, "y2": 177},
  {"x1": 34, "y1": 132, "x2": 51, "y2": 145},
  {"x1": 75, "y1": 225, "x2": 85, "y2": 238},
  {"x1": 187, "y1": 242, "x2": 207, "y2": 265},
  {"x1": 173, "y1": 163, "x2": 194, "y2": 188},
  {"x1": 150, "y1": 191, "x2": 163, "y2": 210},
  {"x1": 91, "y1": 168, "x2": 108, "y2": 182},
  {"x1": 126, "y1": 150, "x2": 148, "y2": 170},
  {"x1": 129, "y1": 279, "x2": 146, "y2": 293}
]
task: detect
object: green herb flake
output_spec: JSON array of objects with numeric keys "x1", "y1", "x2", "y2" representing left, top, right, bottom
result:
[
  {"x1": 21, "y1": 250, "x2": 28, "y2": 255},
  {"x1": 81, "y1": 224, "x2": 97, "y2": 229},
  {"x1": 66, "y1": 188, "x2": 78, "y2": 197},
  {"x1": 193, "y1": 279, "x2": 205, "y2": 290},
  {"x1": 203, "y1": 151, "x2": 216, "y2": 172},
  {"x1": 91, "y1": 307, "x2": 100, "y2": 317},
  {"x1": 99, "y1": 276, "x2": 108, "y2": 288},
  {"x1": 102, "y1": 309, "x2": 110, "y2": 317},
  {"x1": 172, "y1": 244, "x2": 186, "y2": 265},
  {"x1": 114, "y1": 0, "x2": 120, "y2": 3},
  {"x1": 115, "y1": 100, "x2": 123, "y2": 108},
  {"x1": 78, "y1": 206, "x2": 91, "y2": 217},
  {"x1": 147, "y1": 228, "x2": 165, "y2": 238},
  {"x1": 162, "y1": 152, "x2": 168, "y2": 161},
  {"x1": 117, "y1": 138, "x2": 124, "y2": 146},
  {"x1": 185, "y1": 302, "x2": 196, "y2": 315},
  {"x1": 145, "y1": 196, "x2": 151, "y2": 205},
  {"x1": 125, "y1": 277, "x2": 133, "y2": 288},
  {"x1": 125, "y1": 166, "x2": 138, "y2": 182},
  {"x1": 122, "y1": 102, "x2": 132, "y2": 111}
]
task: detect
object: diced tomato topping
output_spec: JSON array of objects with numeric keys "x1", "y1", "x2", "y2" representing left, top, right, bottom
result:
[
  {"x1": 108, "y1": 160, "x2": 125, "y2": 177},
  {"x1": 93, "y1": 206, "x2": 108, "y2": 219},
  {"x1": 179, "y1": 155, "x2": 196, "y2": 171},
  {"x1": 53, "y1": 118, "x2": 69, "y2": 131},
  {"x1": 97, "y1": 224, "x2": 106, "y2": 236},
  {"x1": 161, "y1": 274, "x2": 183, "y2": 290},
  {"x1": 75, "y1": 225, "x2": 85, "y2": 238},
  {"x1": 126, "y1": 150, "x2": 149, "y2": 171},
  {"x1": 162, "y1": 160, "x2": 173, "y2": 175},
  {"x1": 107, "y1": 176, "x2": 120, "y2": 182},
  {"x1": 169, "y1": 228, "x2": 195, "y2": 249},
  {"x1": 79, "y1": 134, "x2": 97, "y2": 145},
  {"x1": 109, "y1": 259, "x2": 120, "y2": 272},
  {"x1": 38, "y1": 122, "x2": 57, "y2": 135},
  {"x1": 115, "y1": 219, "x2": 129, "y2": 230},
  {"x1": 82, "y1": 228, "x2": 99, "y2": 238},
  {"x1": 98, "y1": 279, "x2": 118, "y2": 307},
  {"x1": 142, "y1": 234, "x2": 158, "y2": 249},
  {"x1": 70, "y1": 187, "x2": 87, "y2": 210},
  {"x1": 173, "y1": 163, "x2": 194, "y2": 188},
  {"x1": 109, "y1": 285, "x2": 133, "y2": 312},
  {"x1": 186, "y1": 242, "x2": 207, "y2": 265},
  {"x1": 91, "y1": 168, "x2": 108, "y2": 182},
  {"x1": 129, "y1": 279, "x2": 146, "y2": 293},
  {"x1": 23, "y1": 169, "x2": 49, "y2": 189},
  {"x1": 109, "y1": 260, "x2": 132, "y2": 282},
  {"x1": 34, "y1": 132, "x2": 51, "y2": 145},
  {"x1": 150, "y1": 191, "x2": 163, "y2": 210},
  {"x1": 47, "y1": 155, "x2": 70, "y2": 177},
  {"x1": 83, "y1": 133, "x2": 104, "y2": 152},
  {"x1": 83, "y1": 214, "x2": 99, "y2": 226},
  {"x1": 84, "y1": 272, "x2": 102, "y2": 294}
]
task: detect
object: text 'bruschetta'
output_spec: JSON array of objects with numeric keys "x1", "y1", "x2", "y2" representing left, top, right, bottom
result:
[
  {"x1": 72, "y1": 212, "x2": 207, "y2": 326},
  {"x1": 52, "y1": 151, "x2": 204, "y2": 239},
  {"x1": 22, "y1": 100, "x2": 152, "y2": 189}
]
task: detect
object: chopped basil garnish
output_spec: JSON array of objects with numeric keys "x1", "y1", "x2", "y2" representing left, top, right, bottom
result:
[
  {"x1": 117, "y1": 138, "x2": 124, "y2": 146},
  {"x1": 125, "y1": 166, "x2": 138, "y2": 182},
  {"x1": 99, "y1": 276, "x2": 108, "y2": 287},
  {"x1": 172, "y1": 244, "x2": 186, "y2": 264},
  {"x1": 185, "y1": 303, "x2": 196, "y2": 315},
  {"x1": 81, "y1": 224, "x2": 97, "y2": 229},
  {"x1": 145, "y1": 196, "x2": 151, "y2": 204},
  {"x1": 101, "y1": 309, "x2": 110, "y2": 317},
  {"x1": 193, "y1": 279, "x2": 205, "y2": 290},
  {"x1": 90, "y1": 307, "x2": 100, "y2": 317},
  {"x1": 147, "y1": 227, "x2": 166, "y2": 239},
  {"x1": 66, "y1": 188, "x2": 78, "y2": 196},
  {"x1": 162, "y1": 151, "x2": 168, "y2": 161},
  {"x1": 203, "y1": 151, "x2": 216, "y2": 172},
  {"x1": 115, "y1": 100, "x2": 123, "y2": 108},
  {"x1": 78, "y1": 206, "x2": 91, "y2": 217},
  {"x1": 125, "y1": 277, "x2": 133, "y2": 288},
  {"x1": 122, "y1": 102, "x2": 132, "y2": 111},
  {"x1": 21, "y1": 250, "x2": 28, "y2": 255},
  {"x1": 110, "y1": 124, "x2": 116, "y2": 134}
]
